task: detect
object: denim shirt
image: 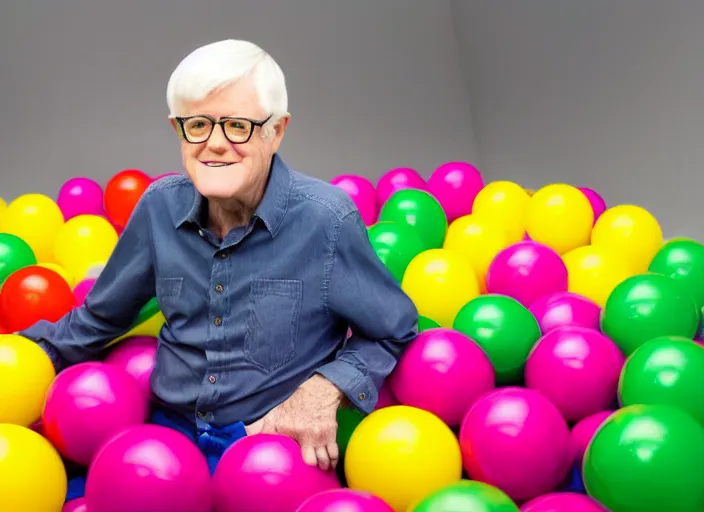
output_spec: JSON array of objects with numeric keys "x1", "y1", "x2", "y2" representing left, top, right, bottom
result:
[{"x1": 19, "y1": 154, "x2": 419, "y2": 427}]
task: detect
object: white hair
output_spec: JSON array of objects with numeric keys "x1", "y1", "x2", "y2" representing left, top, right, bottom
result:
[{"x1": 166, "y1": 39, "x2": 288, "y2": 135}]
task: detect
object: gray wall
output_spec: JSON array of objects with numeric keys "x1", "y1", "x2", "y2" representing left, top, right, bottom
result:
[
  {"x1": 451, "y1": 0, "x2": 704, "y2": 239},
  {"x1": 0, "y1": 1, "x2": 476, "y2": 202}
]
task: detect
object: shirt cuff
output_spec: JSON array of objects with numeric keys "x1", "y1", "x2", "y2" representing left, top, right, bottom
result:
[
  {"x1": 315, "y1": 358, "x2": 377, "y2": 414},
  {"x1": 37, "y1": 340, "x2": 67, "y2": 374}
]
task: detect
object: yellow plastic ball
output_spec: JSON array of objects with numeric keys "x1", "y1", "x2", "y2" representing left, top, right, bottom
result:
[
  {"x1": 0, "y1": 334, "x2": 57, "y2": 426},
  {"x1": 53, "y1": 214, "x2": 118, "y2": 283},
  {"x1": 0, "y1": 197, "x2": 6, "y2": 215},
  {"x1": 526, "y1": 183, "x2": 594, "y2": 254},
  {"x1": 345, "y1": 405, "x2": 462, "y2": 512},
  {"x1": 472, "y1": 181, "x2": 530, "y2": 243},
  {"x1": 562, "y1": 245, "x2": 634, "y2": 307},
  {"x1": 591, "y1": 205, "x2": 663, "y2": 273},
  {"x1": 401, "y1": 248, "x2": 480, "y2": 327},
  {"x1": 0, "y1": 193, "x2": 64, "y2": 263},
  {"x1": 444, "y1": 214, "x2": 511, "y2": 293},
  {"x1": 37, "y1": 262, "x2": 74, "y2": 288},
  {"x1": 0, "y1": 424, "x2": 67, "y2": 511}
]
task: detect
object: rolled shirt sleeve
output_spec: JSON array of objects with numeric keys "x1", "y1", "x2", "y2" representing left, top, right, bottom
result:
[
  {"x1": 316, "y1": 210, "x2": 419, "y2": 413},
  {"x1": 19, "y1": 191, "x2": 157, "y2": 372}
]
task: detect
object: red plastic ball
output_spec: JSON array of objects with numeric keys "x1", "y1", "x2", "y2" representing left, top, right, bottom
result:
[
  {"x1": 104, "y1": 169, "x2": 152, "y2": 229},
  {"x1": 0, "y1": 265, "x2": 76, "y2": 332}
]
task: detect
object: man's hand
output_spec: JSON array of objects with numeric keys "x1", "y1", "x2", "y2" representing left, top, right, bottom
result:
[{"x1": 244, "y1": 374, "x2": 344, "y2": 471}]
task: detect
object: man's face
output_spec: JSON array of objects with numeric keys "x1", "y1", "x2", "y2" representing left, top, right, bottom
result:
[{"x1": 172, "y1": 81, "x2": 287, "y2": 205}]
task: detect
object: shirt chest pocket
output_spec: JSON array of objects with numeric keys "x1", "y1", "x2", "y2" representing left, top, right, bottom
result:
[
  {"x1": 245, "y1": 278, "x2": 303, "y2": 373},
  {"x1": 155, "y1": 277, "x2": 184, "y2": 314}
]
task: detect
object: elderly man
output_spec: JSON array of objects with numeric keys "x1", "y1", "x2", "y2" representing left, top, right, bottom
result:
[{"x1": 19, "y1": 39, "x2": 418, "y2": 477}]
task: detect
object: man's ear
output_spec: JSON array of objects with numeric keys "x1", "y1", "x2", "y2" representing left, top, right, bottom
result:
[{"x1": 270, "y1": 114, "x2": 291, "y2": 152}]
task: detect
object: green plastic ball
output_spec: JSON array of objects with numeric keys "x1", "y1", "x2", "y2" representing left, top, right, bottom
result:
[
  {"x1": 601, "y1": 273, "x2": 700, "y2": 356},
  {"x1": 377, "y1": 189, "x2": 447, "y2": 252},
  {"x1": 583, "y1": 404, "x2": 704, "y2": 512},
  {"x1": 409, "y1": 480, "x2": 519, "y2": 512},
  {"x1": 367, "y1": 221, "x2": 425, "y2": 283},
  {"x1": 418, "y1": 316, "x2": 441, "y2": 332},
  {"x1": 648, "y1": 239, "x2": 704, "y2": 310},
  {"x1": 453, "y1": 294, "x2": 541, "y2": 383},
  {"x1": 619, "y1": 336, "x2": 704, "y2": 426},
  {"x1": 0, "y1": 233, "x2": 36, "y2": 286},
  {"x1": 336, "y1": 406, "x2": 365, "y2": 458}
]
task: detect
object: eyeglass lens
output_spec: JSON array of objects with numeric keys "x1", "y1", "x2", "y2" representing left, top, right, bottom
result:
[{"x1": 182, "y1": 116, "x2": 253, "y2": 143}]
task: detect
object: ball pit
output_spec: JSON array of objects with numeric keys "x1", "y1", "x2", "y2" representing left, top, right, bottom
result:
[{"x1": 1, "y1": 160, "x2": 704, "y2": 512}]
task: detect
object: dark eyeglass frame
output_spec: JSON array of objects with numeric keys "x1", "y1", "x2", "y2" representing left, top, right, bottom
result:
[{"x1": 172, "y1": 114, "x2": 273, "y2": 144}]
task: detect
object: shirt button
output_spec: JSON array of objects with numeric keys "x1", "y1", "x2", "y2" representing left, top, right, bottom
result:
[
  {"x1": 208, "y1": 375, "x2": 217, "y2": 384},
  {"x1": 198, "y1": 229, "x2": 205, "y2": 237},
  {"x1": 220, "y1": 252, "x2": 228, "y2": 259},
  {"x1": 214, "y1": 317, "x2": 222, "y2": 326},
  {"x1": 215, "y1": 284, "x2": 224, "y2": 293},
  {"x1": 359, "y1": 392, "x2": 367, "y2": 400},
  {"x1": 196, "y1": 410, "x2": 206, "y2": 418}
]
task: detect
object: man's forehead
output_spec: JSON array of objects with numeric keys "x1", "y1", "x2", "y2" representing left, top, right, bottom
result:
[{"x1": 177, "y1": 83, "x2": 264, "y2": 117}]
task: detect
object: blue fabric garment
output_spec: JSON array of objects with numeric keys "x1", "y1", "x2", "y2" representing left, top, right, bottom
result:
[
  {"x1": 559, "y1": 464, "x2": 586, "y2": 493},
  {"x1": 150, "y1": 406, "x2": 246, "y2": 475},
  {"x1": 66, "y1": 476, "x2": 86, "y2": 502},
  {"x1": 19, "y1": 153, "x2": 419, "y2": 429}
]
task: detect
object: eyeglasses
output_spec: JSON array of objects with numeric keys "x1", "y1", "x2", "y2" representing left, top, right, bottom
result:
[{"x1": 172, "y1": 114, "x2": 273, "y2": 144}]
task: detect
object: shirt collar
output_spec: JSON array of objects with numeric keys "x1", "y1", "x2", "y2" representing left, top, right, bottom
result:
[{"x1": 176, "y1": 153, "x2": 291, "y2": 237}]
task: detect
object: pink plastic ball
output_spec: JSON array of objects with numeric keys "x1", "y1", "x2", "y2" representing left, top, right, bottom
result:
[
  {"x1": 213, "y1": 434, "x2": 340, "y2": 512},
  {"x1": 570, "y1": 410, "x2": 614, "y2": 467},
  {"x1": 520, "y1": 492, "x2": 608, "y2": 511},
  {"x1": 529, "y1": 291, "x2": 601, "y2": 335},
  {"x1": 375, "y1": 382, "x2": 399, "y2": 410},
  {"x1": 73, "y1": 278, "x2": 96, "y2": 306},
  {"x1": 296, "y1": 489, "x2": 394, "y2": 512},
  {"x1": 486, "y1": 241, "x2": 568, "y2": 308},
  {"x1": 577, "y1": 187, "x2": 606, "y2": 225},
  {"x1": 459, "y1": 387, "x2": 572, "y2": 502},
  {"x1": 376, "y1": 167, "x2": 426, "y2": 207},
  {"x1": 330, "y1": 174, "x2": 378, "y2": 226},
  {"x1": 525, "y1": 326, "x2": 624, "y2": 422},
  {"x1": 62, "y1": 498, "x2": 88, "y2": 512},
  {"x1": 57, "y1": 177, "x2": 105, "y2": 220},
  {"x1": 42, "y1": 362, "x2": 148, "y2": 465},
  {"x1": 426, "y1": 161, "x2": 484, "y2": 222},
  {"x1": 104, "y1": 336, "x2": 158, "y2": 400},
  {"x1": 389, "y1": 328, "x2": 495, "y2": 426},
  {"x1": 85, "y1": 424, "x2": 212, "y2": 512}
]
